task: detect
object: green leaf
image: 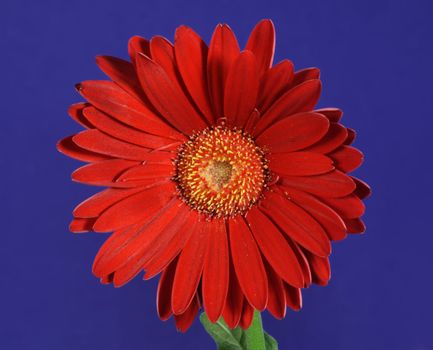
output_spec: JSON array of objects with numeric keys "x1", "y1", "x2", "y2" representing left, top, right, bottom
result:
[
  {"x1": 230, "y1": 327, "x2": 244, "y2": 342},
  {"x1": 200, "y1": 312, "x2": 279, "y2": 350},
  {"x1": 200, "y1": 313, "x2": 243, "y2": 350},
  {"x1": 240, "y1": 332, "x2": 247, "y2": 349},
  {"x1": 243, "y1": 311, "x2": 266, "y2": 350},
  {"x1": 264, "y1": 332, "x2": 279, "y2": 350}
]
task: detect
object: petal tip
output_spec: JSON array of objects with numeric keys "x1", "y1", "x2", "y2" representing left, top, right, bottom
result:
[
  {"x1": 259, "y1": 18, "x2": 275, "y2": 28},
  {"x1": 74, "y1": 83, "x2": 83, "y2": 92}
]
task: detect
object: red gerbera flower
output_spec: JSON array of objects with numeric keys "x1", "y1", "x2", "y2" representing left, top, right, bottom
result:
[{"x1": 58, "y1": 19, "x2": 370, "y2": 332}]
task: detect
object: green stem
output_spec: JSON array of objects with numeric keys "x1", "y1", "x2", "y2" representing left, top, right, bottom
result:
[
  {"x1": 244, "y1": 311, "x2": 266, "y2": 350},
  {"x1": 200, "y1": 311, "x2": 278, "y2": 350}
]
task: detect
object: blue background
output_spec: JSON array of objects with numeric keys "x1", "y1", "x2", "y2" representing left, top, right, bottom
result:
[{"x1": 2, "y1": 0, "x2": 432, "y2": 349}]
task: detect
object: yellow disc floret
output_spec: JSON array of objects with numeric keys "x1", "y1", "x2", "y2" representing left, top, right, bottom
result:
[{"x1": 174, "y1": 127, "x2": 269, "y2": 218}]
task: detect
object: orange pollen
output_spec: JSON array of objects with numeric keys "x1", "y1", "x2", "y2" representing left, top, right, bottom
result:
[{"x1": 173, "y1": 126, "x2": 270, "y2": 218}]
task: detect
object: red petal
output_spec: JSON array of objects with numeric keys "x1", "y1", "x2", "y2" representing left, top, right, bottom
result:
[
  {"x1": 127, "y1": 203, "x2": 189, "y2": 267},
  {"x1": 254, "y1": 80, "x2": 322, "y2": 136},
  {"x1": 139, "y1": 151, "x2": 175, "y2": 164},
  {"x1": 100, "y1": 273, "x2": 114, "y2": 285},
  {"x1": 284, "y1": 284, "x2": 302, "y2": 311},
  {"x1": 171, "y1": 218, "x2": 211, "y2": 314},
  {"x1": 224, "y1": 51, "x2": 259, "y2": 128},
  {"x1": 288, "y1": 240, "x2": 312, "y2": 287},
  {"x1": 344, "y1": 218, "x2": 366, "y2": 233},
  {"x1": 76, "y1": 81, "x2": 181, "y2": 139},
  {"x1": 135, "y1": 54, "x2": 207, "y2": 135},
  {"x1": 94, "y1": 181, "x2": 175, "y2": 232},
  {"x1": 175, "y1": 26, "x2": 214, "y2": 123},
  {"x1": 128, "y1": 36, "x2": 150, "y2": 65},
  {"x1": 68, "y1": 102, "x2": 92, "y2": 128},
  {"x1": 314, "y1": 108, "x2": 343, "y2": 123},
  {"x1": 95, "y1": 56, "x2": 144, "y2": 100},
  {"x1": 143, "y1": 210, "x2": 200, "y2": 279},
  {"x1": 72, "y1": 159, "x2": 139, "y2": 187},
  {"x1": 150, "y1": 35, "x2": 197, "y2": 113},
  {"x1": 96, "y1": 53, "x2": 174, "y2": 129},
  {"x1": 229, "y1": 217, "x2": 268, "y2": 310},
  {"x1": 257, "y1": 60, "x2": 294, "y2": 113},
  {"x1": 239, "y1": 301, "x2": 254, "y2": 330},
  {"x1": 57, "y1": 136, "x2": 109, "y2": 162},
  {"x1": 244, "y1": 108, "x2": 261, "y2": 135},
  {"x1": 202, "y1": 219, "x2": 229, "y2": 322},
  {"x1": 279, "y1": 186, "x2": 347, "y2": 241},
  {"x1": 150, "y1": 36, "x2": 176, "y2": 75},
  {"x1": 303, "y1": 250, "x2": 331, "y2": 286},
  {"x1": 353, "y1": 177, "x2": 371, "y2": 199},
  {"x1": 112, "y1": 203, "x2": 190, "y2": 287},
  {"x1": 256, "y1": 112, "x2": 329, "y2": 153},
  {"x1": 69, "y1": 217, "x2": 96, "y2": 233},
  {"x1": 261, "y1": 192, "x2": 331, "y2": 257},
  {"x1": 150, "y1": 35, "x2": 201, "y2": 123},
  {"x1": 320, "y1": 194, "x2": 365, "y2": 219},
  {"x1": 268, "y1": 152, "x2": 334, "y2": 176},
  {"x1": 73, "y1": 187, "x2": 144, "y2": 218},
  {"x1": 263, "y1": 261, "x2": 286, "y2": 319},
  {"x1": 83, "y1": 107, "x2": 180, "y2": 150},
  {"x1": 280, "y1": 170, "x2": 356, "y2": 198},
  {"x1": 245, "y1": 19, "x2": 275, "y2": 75},
  {"x1": 112, "y1": 264, "x2": 145, "y2": 288},
  {"x1": 304, "y1": 123, "x2": 348, "y2": 154},
  {"x1": 93, "y1": 226, "x2": 141, "y2": 276},
  {"x1": 94, "y1": 198, "x2": 181, "y2": 277},
  {"x1": 174, "y1": 295, "x2": 199, "y2": 332},
  {"x1": 291, "y1": 68, "x2": 320, "y2": 86},
  {"x1": 116, "y1": 163, "x2": 173, "y2": 183},
  {"x1": 73, "y1": 129, "x2": 152, "y2": 160},
  {"x1": 329, "y1": 146, "x2": 364, "y2": 173},
  {"x1": 345, "y1": 128, "x2": 356, "y2": 145},
  {"x1": 207, "y1": 24, "x2": 240, "y2": 118},
  {"x1": 157, "y1": 257, "x2": 178, "y2": 321},
  {"x1": 222, "y1": 258, "x2": 244, "y2": 329},
  {"x1": 246, "y1": 207, "x2": 304, "y2": 288}
]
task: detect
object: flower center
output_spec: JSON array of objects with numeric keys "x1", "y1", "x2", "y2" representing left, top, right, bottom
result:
[{"x1": 174, "y1": 127, "x2": 269, "y2": 218}]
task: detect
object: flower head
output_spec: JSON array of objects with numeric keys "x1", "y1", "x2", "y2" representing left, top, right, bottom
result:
[{"x1": 58, "y1": 19, "x2": 370, "y2": 332}]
